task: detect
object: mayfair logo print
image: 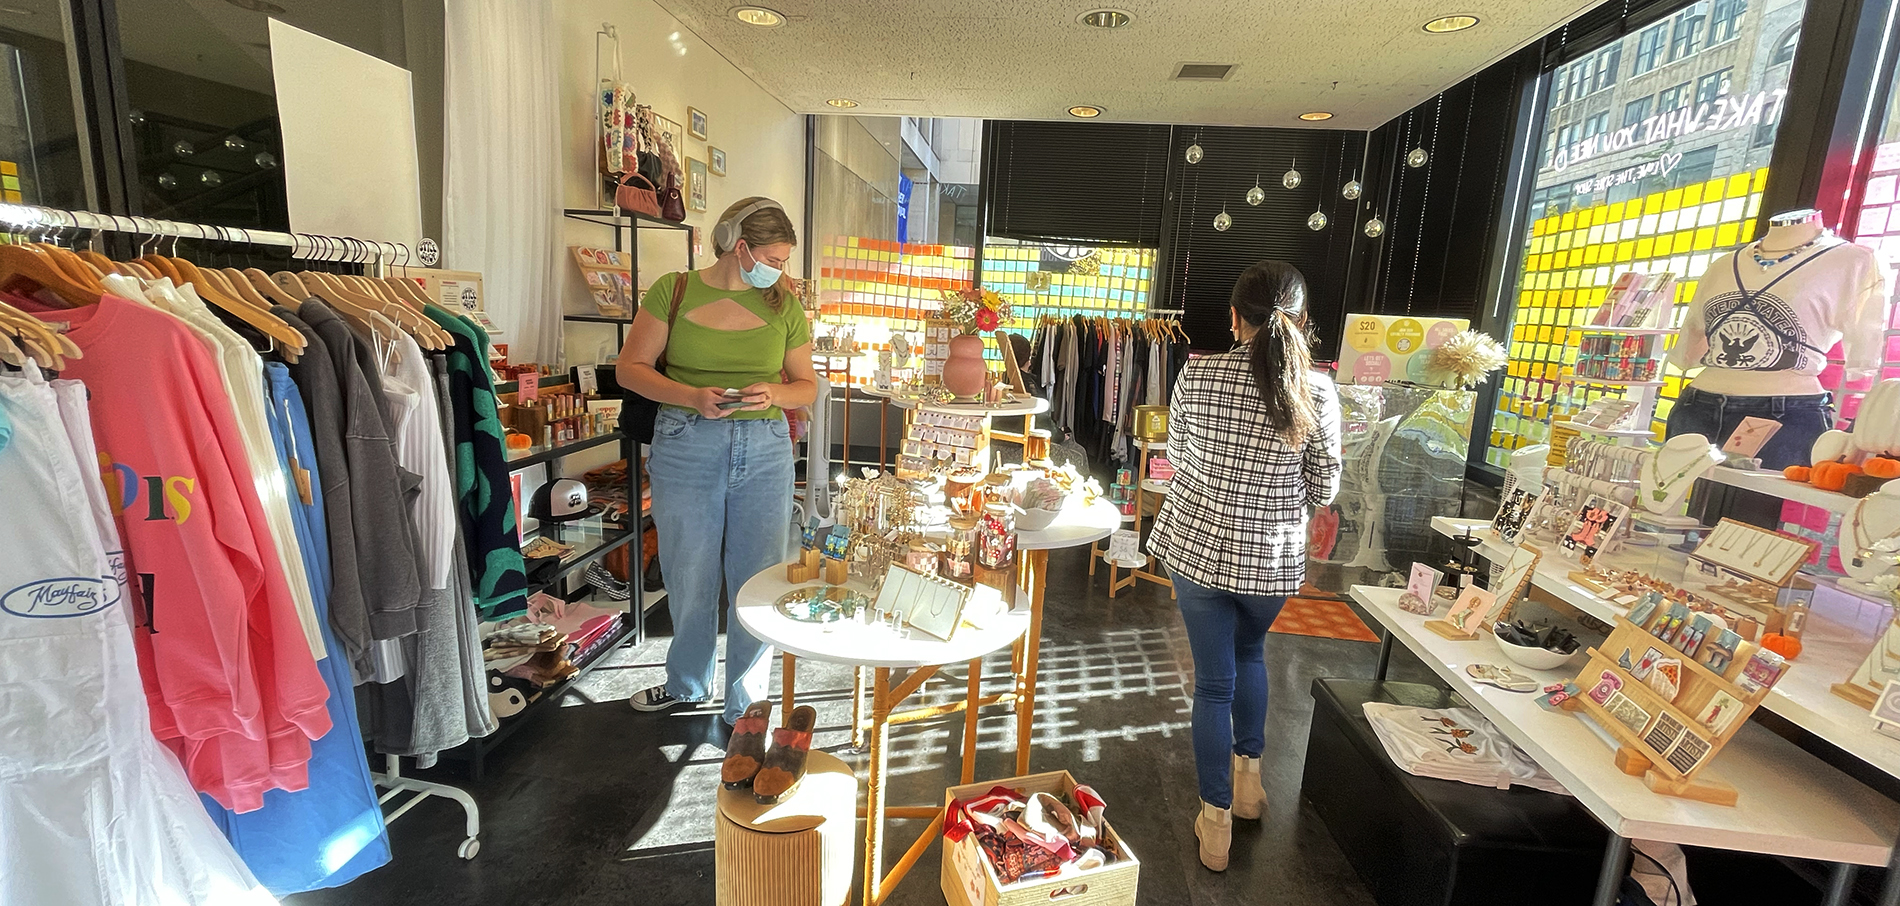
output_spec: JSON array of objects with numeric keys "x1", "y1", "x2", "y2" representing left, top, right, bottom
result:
[{"x1": 3, "y1": 576, "x2": 111, "y2": 618}]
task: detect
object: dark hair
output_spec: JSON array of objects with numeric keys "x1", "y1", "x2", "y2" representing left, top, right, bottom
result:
[{"x1": 1230, "y1": 260, "x2": 1318, "y2": 445}]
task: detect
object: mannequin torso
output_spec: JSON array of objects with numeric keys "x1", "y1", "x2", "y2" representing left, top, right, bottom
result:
[{"x1": 1669, "y1": 214, "x2": 1886, "y2": 397}]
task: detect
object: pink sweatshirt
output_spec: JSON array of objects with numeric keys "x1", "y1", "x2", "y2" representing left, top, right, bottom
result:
[{"x1": 17, "y1": 295, "x2": 330, "y2": 810}]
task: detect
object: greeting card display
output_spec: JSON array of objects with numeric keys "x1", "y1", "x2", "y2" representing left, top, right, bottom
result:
[
  {"x1": 1569, "y1": 614, "x2": 1785, "y2": 805},
  {"x1": 1425, "y1": 586, "x2": 1499, "y2": 640},
  {"x1": 1398, "y1": 562, "x2": 1441, "y2": 615}
]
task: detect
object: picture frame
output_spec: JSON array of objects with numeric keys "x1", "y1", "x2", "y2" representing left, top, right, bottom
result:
[
  {"x1": 1425, "y1": 586, "x2": 1499, "y2": 640},
  {"x1": 708, "y1": 146, "x2": 727, "y2": 176},
  {"x1": 686, "y1": 157, "x2": 709, "y2": 212},
  {"x1": 687, "y1": 106, "x2": 708, "y2": 140}
]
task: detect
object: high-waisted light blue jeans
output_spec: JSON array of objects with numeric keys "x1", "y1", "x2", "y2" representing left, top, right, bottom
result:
[{"x1": 648, "y1": 408, "x2": 794, "y2": 724}]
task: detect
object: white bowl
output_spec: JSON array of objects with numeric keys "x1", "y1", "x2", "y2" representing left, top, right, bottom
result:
[
  {"x1": 1015, "y1": 506, "x2": 1061, "y2": 532},
  {"x1": 1490, "y1": 629, "x2": 1581, "y2": 672}
]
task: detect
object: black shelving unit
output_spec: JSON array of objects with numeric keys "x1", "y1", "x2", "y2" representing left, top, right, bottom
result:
[{"x1": 561, "y1": 207, "x2": 697, "y2": 351}]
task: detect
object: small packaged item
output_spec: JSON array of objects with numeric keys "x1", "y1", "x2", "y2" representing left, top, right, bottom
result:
[{"x1": 1738, "y1": 648, "x2": 1788, "y2": 693}]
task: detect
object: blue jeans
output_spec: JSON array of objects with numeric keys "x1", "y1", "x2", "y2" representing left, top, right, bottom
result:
[
  {"x1": 1664, "y1": 387, "x2": 1833, "y2": 470},
  {"x1": 649, "y1": 408, "x2": 794, "y2": 723},
  {"x1": 1172, "y1": 572, "x2": 1287, "y2": 809}
]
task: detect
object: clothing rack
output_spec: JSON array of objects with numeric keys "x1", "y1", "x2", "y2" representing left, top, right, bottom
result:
[
  {"x1": 2, "y1": 201, "x2": 483, "y2": 861},
  {"x1": 0, "y1": 202, "x2": 416, "y2": 268}
]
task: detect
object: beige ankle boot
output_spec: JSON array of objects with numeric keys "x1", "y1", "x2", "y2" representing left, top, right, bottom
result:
[
  {"x1": 1232, "y1": 754, "x2": 1267, "y2": 820},
  {"x1": 1194, "y1": 800, "x2": 1232, "y2": 871}
]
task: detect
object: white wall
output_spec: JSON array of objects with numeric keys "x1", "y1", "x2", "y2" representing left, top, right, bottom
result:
[{"x1": 555, "y1": 0, "x2": 805, "y2": 363}]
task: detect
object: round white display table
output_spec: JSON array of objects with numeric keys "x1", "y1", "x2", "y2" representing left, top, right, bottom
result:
[{"x1": 735, "y1": 565, "x2": 1026, "y2": 906}]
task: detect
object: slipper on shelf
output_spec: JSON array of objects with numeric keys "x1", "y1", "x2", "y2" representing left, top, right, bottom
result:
[
  {"x1": 752, "y1": 705, "x2": 817, "y2": 804},
  {"x1": 721, "y1": 700, "x2": 773, "y2": 789}
]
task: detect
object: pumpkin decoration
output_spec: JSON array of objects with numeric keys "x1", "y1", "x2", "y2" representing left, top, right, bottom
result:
[
  {"x1": 1784, "y1": 465, "x2": 1813, "y2": 482},
  {"x1": 1761, "y1": 632, "x2": 1803, "y2": 660},
  {"x1": 1812, "y1": 461, "x2": 1863, "y2": 491},
  {"x1": 1865, "y1": 457, "x2": 1900, "y2": 480}
]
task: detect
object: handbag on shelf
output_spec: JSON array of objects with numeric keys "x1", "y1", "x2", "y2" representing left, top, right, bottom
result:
[
  {"x1": 615, "y1": 172, "x2": 663, "y2": 220},
  {"x1": 659, "y1": 173, "x2": 686, "y2": 222},
  {"x1": 621, "y1": 273, "x2": 688, "y2": 443}
]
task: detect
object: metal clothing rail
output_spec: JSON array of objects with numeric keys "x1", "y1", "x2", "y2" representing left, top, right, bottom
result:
[
  {"x1": 0, "y1": 202, "x2": 416, "y2": 267},
  {"x1": 3, "y1": 200, "x2": 483, "y2": 859}
]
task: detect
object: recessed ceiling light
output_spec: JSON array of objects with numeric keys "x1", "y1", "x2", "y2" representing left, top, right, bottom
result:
[
  {"x1": 732, "y1": 6, "x2": 785, "y2": 27},
  {"x1": 1069, "y1": 105, "x2": 1105, "y2": 118},
  {"x1": 1299, "y1": 111, "x2": 1334, "y2": 121},
  {"x1": 826, "y1": 98, "x2": 859, "y2": 108},
  {"x1": 1078, "y1": 8, "x2": 1132, "y2": 28},
  {"x1": 1422, "y1": 15, "x2": 1480, "y2": 33},
  {"x1": 0, "y1": 5, "x2": 32, "y2": 15}
]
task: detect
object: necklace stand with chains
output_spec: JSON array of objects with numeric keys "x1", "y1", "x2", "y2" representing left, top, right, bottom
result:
[
  {"x1": 1640, "y1": 440, "x2": 1719, "y2": 513},
  {"x1": 1842, "y1": 493, "x2": 1900, "y2": 579}
]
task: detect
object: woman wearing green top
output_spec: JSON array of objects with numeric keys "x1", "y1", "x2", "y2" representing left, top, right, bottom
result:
[{"x1": 616, "y1": 197, "x2": 817, "y2": 724}]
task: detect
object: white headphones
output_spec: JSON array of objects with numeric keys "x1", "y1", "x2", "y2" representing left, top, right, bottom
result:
[{"x1": 714, "y1": 198, "x2": 785, "y2": 253}]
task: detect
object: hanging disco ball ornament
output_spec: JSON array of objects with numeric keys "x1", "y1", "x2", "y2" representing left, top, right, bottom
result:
[
  {"x1": 1343, "y1": 178, "x2": 1363, "y2": 200},
  {"x1": 1246, "y1": 180, "x2": 1265, "y2": 206},
  {"x1": 1307, "y1": 208, "x2": 1328, "y2": 231},
  {"x1": 1214, "y1": 207, "x2": 1233, "y2": 231},
  {"x1": 1364, "y1": 216, "x2": 1386, "y2": 238},
  {"x1": 1407, "y1": 147, "x2": 1429, "y2": 168},
  {"x1": 1282, "y1": 160, "x2": 1302, "y2": 189},
  {"x1": 1185, "y1": 142, "x2": 1204, "y2": 164}
]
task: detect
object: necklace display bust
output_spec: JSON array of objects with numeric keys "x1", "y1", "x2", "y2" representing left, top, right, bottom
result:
[
  {"x1": 1841, "y1": 482, "x2": 1900, "y2": 583},
  {"x1": 1639, "y1": 434, "x2": 1721, "y2": 514}
]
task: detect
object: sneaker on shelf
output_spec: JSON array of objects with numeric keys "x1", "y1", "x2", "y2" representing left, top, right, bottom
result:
[
  {"x1": 584, "y1": 562, "x2": 632, "y2": 600},
  {"x1": 630, "y1": 684, "x2": 697, "y2": 713}
]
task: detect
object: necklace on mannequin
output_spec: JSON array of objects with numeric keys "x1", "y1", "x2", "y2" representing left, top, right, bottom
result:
[
  {"x1": 1749, "y1": 232, "x2": 1833, "y2": 270},
  {"x1": 1848, "y1": 498, "x2": 1900, "y2": 569},
  {"x1": 1644, "y1": 441, "x2": 1715, "y2": 504}
]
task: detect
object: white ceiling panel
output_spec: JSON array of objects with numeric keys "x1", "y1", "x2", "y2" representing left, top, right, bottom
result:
[{"x1": 652, "y1": 0, "x2": 1597, "y2": 129}]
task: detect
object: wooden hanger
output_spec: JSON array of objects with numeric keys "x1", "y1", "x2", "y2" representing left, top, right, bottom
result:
[
  {"x1": 140, "y1": 254, "x2": 182, "y2": 282},
  {"x1": 301, "y1": 271, "x2": 397, "y2": 339},
  {"x1": 0, "y1": 300, "x2": 78, "y2": 368},
  {"x1": 171, "y1": 258, "x2": 307, "y2": 356},
  {"x1": 29, "y1": 244, "x2": 105, "y2": 293},
  {"x1": 78, "y1": 250, "x2": 116, "y2": 275},
  {"x1": 216, "y1": 267, "x2": 273, "y2": 310},
  {"x1": 271, "y1": 270, "x2": 313, "y2": 302},
  {"x1": 245, "y1": 268, "x2": 306, "y2": 309},
  {"x1": 346, "y1": 274, "x2": 451, "y2": 349},
  {"x1": 0, "y1": 245, "x2": 102, "y2": 308}
]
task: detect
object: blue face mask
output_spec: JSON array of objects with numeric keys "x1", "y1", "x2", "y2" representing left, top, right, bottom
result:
[{"x1": 739, "y1": 244, "x2": 782, "y2": 289}]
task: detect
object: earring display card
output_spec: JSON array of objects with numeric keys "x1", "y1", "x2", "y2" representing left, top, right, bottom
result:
[
  {"x1": 1560, "y1": 494, "x2": 1628, "y2": 566},
  {"x1": 1425, "y1": 586, "x2": 1498, "y2": 639},
  {"x1": 1492, "y1": 486, "x2": 1542, "y2": 546}
]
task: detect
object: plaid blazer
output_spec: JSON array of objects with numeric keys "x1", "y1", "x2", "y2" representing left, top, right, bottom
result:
[{"x1": 1148, "y1": 349, "x2": 1342, "y2": 596}]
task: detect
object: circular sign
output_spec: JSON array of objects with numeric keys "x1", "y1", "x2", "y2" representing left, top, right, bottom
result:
[
  {"x1": 1345, "y1": 316, "x2": 1386, "y2": 352},
  {"x1": 1352, "y1": 351, "x2": 1392, "y2": 384},
  {"x1": 418, "y1": 237, "x2": 441, "y2": 267},
  {"x1": 1386, "y1": 318, "x2": 1425, "y2": 355},
  {"x1": 1426, "y1": 320, "x2": 1462, "y2": 349}
]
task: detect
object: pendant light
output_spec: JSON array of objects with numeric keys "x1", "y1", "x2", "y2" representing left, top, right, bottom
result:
[
  {"x1": 1246, "y1": 176, "x2": 1265, "y2": 206},
  {"x1": 1342, "y1": 176, "x2": 1363, "y2": 200},
  {"x1": 1282, "y1": 159, "x2": 1302, "y2": 189},
  {"x1": 1307, "y1": 207, "x2": 1328, "y2": 231},
  {"x1": 1185, "y1": 134, "x2": 1204, "y2": 164},
  {"x1": 1407, "y1": 147, "x2": 1429, "y2": 168},
  {"x1": 1214, "y1": 206, "x2": 1232, "y2": 231},
  {"x1": 1364, "y1": 215, "x2": 1386, "y2": 238}
]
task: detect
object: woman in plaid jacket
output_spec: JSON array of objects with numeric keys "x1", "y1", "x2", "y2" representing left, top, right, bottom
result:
[{"x1": 1148, "y1": 260, "x2": 1343, "y2": 871}]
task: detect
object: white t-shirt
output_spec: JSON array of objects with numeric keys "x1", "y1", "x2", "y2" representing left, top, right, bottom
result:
[{"x1": 1669, "y1": 240, "x2": 1887, "y2": 396}]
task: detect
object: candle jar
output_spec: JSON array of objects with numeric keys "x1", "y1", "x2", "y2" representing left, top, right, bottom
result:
[
  {"x1": 1025, "y1": 428, "x2": 1052, "y2": 463},
  {"x1": 904, "y1": 540, "x2": 940, "y2": 575},
  {"x1": 976, "y1": 502, "x2": 1017, "y2": 570},
  {"x1": 941, "y1": 513, "x2": 979, "y2": 581}
]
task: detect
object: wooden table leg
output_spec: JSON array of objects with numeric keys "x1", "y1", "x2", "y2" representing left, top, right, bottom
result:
[
  {"x1": 1015, "y1": 549, "x2": 1048, "y2": 776},
  {"x1": 963, "y1": 656, "x2": 982, "y2": 784},
  {"x1": 863, "y1": 667, "x2": 891, "y2": 906},
  {"x1": 781, "y1": 652, "x2": 797, "y2": 725},
  {"x1": 851, "y1": 665, "x2": 867, "y2": 748}
]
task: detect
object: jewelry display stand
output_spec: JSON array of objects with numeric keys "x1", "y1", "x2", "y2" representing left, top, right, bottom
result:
[
  {"x1": 1837, "y1": 483, "x2": 1900, "y2": 583},
  {"x1": 1639, "y1": 435, "x2": 1721, "y2": 514},
  {"x1": 1679, "y1": 519, "x2": 1820, "y2": 632}
]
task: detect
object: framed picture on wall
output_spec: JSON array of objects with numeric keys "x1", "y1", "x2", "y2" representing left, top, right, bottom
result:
[
  {"x1": 709, "y1": 146, "x2": 727, "y2": 176},
  {"x1": 686, "y1": 157, "x2": 709, "y2": 212},
  {"x1": 687, "y1": 106, "x2": 708, "y2": 140}
]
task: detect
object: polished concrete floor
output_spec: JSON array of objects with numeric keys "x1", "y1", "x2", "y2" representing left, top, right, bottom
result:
[{"x1": 289, "y1": 548, "x2": 1430, "y2": 906}]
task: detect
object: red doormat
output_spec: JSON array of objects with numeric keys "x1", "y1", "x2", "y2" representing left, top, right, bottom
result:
[{"x1": 1270, "y1": 597, "x2": 1379, "y2": 643}]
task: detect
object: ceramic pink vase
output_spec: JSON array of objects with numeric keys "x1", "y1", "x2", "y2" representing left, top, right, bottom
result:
[{"x1": 942, "y1": 333, "x2": 989, "y2": 399}]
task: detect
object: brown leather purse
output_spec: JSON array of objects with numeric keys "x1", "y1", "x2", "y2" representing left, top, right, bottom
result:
[{"x1": 615, "y1": 172, "x2": 662, "y2": 219}]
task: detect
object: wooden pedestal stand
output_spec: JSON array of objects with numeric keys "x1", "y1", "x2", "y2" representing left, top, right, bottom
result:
[
  {"x1": 1573, "y1": 617, "x2": 1776, "y2": 806},
  {"x1": 1091, "y1": 438, "x2": 1175, "y2": 599}
]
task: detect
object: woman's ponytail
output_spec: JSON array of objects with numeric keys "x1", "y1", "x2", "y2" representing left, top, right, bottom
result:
[{"x1": 1234, "y1": 262, "x2": 1319, "y2": 445}]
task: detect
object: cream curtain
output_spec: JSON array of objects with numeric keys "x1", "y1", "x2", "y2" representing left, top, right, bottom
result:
[{"x1": 443, "y1": 0, "x2": 564, "y2": 362}]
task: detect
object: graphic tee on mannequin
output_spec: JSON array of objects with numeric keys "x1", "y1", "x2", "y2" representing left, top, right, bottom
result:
[{"x1": 1667, "y1": 221, "x2": 1887, "y2": 397}]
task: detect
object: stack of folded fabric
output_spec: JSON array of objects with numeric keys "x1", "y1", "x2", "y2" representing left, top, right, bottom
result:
[
  {"x1": 482, "y1": 622, "x2": 578, "y2": 689},
  {"x1": 945, "y1": 785, "x2": 1123, "y2": 884},
  {"x1": 1362, "y1": 702, "x2": 1567, "y2": 794}
]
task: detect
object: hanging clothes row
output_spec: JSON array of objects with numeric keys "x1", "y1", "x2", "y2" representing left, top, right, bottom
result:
[
  {"x1": 1026, "y1": 314, "x2": 1189, "y2": 468},
  {"x1": 0, "y1": 231, "x2": 527, "y2": 899}
]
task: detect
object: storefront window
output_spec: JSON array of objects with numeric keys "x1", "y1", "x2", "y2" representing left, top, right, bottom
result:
[
  {"x1": 1485, "y1": 0, "x2": 1809, "y2": 468},
  {"x1": 0, "y1": 5, "x2": 86, "y2": 210},
  {"x1": 1836, "y1": 54, "x2": 1900, "y2": 427}
]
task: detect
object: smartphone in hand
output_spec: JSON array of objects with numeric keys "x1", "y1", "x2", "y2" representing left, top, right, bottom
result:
[{"x1": 716, "y1": 388, "x2": 752, "y2": 410}]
